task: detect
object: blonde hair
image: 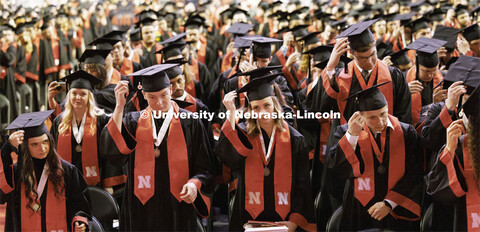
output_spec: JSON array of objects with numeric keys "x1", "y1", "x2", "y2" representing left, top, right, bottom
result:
[
  {"x1": 245, "y1": 96, "x2": 285, "y2": 136},
  {"x1": 58, "y1": 90, "x2": 104, "y2": 135}
]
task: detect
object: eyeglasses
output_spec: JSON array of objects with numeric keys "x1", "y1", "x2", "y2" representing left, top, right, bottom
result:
[{"x1": 354, "y1": 50, "x2": 377, "y2": 60}]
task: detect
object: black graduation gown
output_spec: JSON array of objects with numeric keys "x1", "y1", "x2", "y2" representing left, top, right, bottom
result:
[
  {"x1": 327, "y1": 121, "x2": 423, "y2": 231},
  {"x1": 0, "y1": 44, "x2": 19, "y2": 119},
  {"x1": 38, "y1": 38, "x2": 70, "y2": 82},
  {"x1": 427, "y1": 137, "x2": 473, "y2": 232},
  {"x1": 24, "y1": 44, "x2": 41, "y2": 111},
  {"x1": 140, "y1": 45, "x2": 160, "y2": 68},
  {"x1": 215, "y1": 122, "x2": 315, "y2": 231},
  {"x1": 99, "y1": 108, "x2": 215, "y2": 231},
  {"x1": 309, "y1": 63, "x2": 412, "y2": 124},
  {"x1": 422, "y1": 102, "x2": 458, "y2": 153},
  {"x1": 50, "y1": 113, "x2": 125, "y2": 188},
  {"x1": 192, "y1": 60, "x2": 213, "y2": 104},
  {"x1": 0, "y1": 142, "x2": 91, "y2": 232}
]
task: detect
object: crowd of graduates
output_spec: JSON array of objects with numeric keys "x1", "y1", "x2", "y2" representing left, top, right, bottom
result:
[{"x1": 0, "y1": 0, "x2": 479, "y2": 231}]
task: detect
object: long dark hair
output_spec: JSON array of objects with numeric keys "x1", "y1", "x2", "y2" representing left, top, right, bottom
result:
[
  {"x1": 20, "y1": 133, "x2": 65, "y2": 210},
  {"x1": 467, "y1": 113, "x2": 480, "y2": 184}
]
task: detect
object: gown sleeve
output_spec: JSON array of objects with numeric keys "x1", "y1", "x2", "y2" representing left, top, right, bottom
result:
[
  {"x1": 214, "y1": 120, "x2": 252, "y2": 171},
  {"x1": 422, "y1": 102, "x2": 456, "y2": 153},
  {"x1": 390, "y1": 66, "x2": 412, "y2": 124},
  {"x1": 64, "y1": 161, "x2": 92, "y2": 229},
  {"x1": 0, "y1": 142, "x2": 16, "y2": 198}
]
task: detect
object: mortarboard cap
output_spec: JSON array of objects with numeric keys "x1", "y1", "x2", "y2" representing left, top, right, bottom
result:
[
  {"x1": 233, "y1": 36, "x2": 255, "y2": 48},
  {"x1": 160, "y1": 32, "x2": 186, "y2": 45},
  {"x1": 390, "y1": 49, "x2": 412, "y2": 66},
  {"x1": 289, "y1": 24, "x2": 310, "y2": 38},
  {"x1": 79, "y1": 49, "x2": 111, "y2": 66},
  {"x1": 406, "y1": 37, "x2": 447, "y2": 68},
  {"x1": 433, "y1": 25, "x2": 461, "y2": 51},
  {"x1": 376, "y1": 41, "x2": 393, "y2": 60},
  {"x1": 427, "y1": 8, "x2": 446, "y2": 22},
  {"x1": 101, "y1": 30, "x2": 127, "y2": 41},
  {"x1": 163, "y1": 58, "x2": 188, "y2": 65},
  {"x1": 184, "y1": 15, "x2": 205, "y2": 29},
  {"x1": 455, "y1": 4, "x2": 469, "y2": 16},
  {"x1": 138, "y1": 17, "x2": 157, "y2": 27},
  {"x1": 336, "y1": 19, "x2": 378, "y2": 51},
  {"x1": 15, "y1": 23, "x2": 27, "y2": 35},
  {"x1": 303, "y1": 45, "x2": 333, "y2": 63},
  {"x1": 409, "y1": 0, "x2": 426, "y2": 12},
  {"x1": 165, "y1": 65, "x2": 183, "y2": 80},
  {"x1": 88, "y1": 37, "x2": 120, "y2": 50},
  {"x1": 226, "y1": 23, "x2": 254, "y2": 37},
  {"x1": 394, "y1": 13, "x2": 417, "y2": 26},
  {"x1": 296, "y1": 31, "x2": 321, "y2": 46},
  {"x1": 444, "y1": 56, "x2": 459, "y2": 70},
  {"x1": 237, "y1": 73, "x2": 278, "y2": 101},
  {"x1": 343, "y1": 81, "x2": 390, "y2": 111},
  {"x1": 461, "y1": 85, "x2": 480, "y2": 118},
  {"x1": 242, "y1": 37, "x2": 283, "y2": 59},
  {"x1": 460, "y1": 23, "x2": 480, "y2": 42},
  {"x1": 405, "y1": 17, "x2": 431, "y2": 34},
  {"x1": 6, "y1": 110, "x2": 55, "y2": 140},
  {"x1": 156, "y1": 43, "x2": 184, "y2": 60},
  {"x1": 441, "y1": 55, "x2": 480, "y2": 94},
  {"x1": 129, "y1": 27, "x2": 141, "y2": 42},
  {"x1": 128, "y1": 63, "x2": 180, "y2": 92},
  {"x1": 235, "y1": 65, "x2": 282, "y2": 79},
  {"x1": 64, "y1": 70, "x2": 103, "y2": 91}
]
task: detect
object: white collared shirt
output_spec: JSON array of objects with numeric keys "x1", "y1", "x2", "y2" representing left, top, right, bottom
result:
[
  {"x1": 345, "y1": 116, "x2": 394, "y2": 149},
  {"x1": 175, "y1": 91, "x2": 187, "y2": 101}
]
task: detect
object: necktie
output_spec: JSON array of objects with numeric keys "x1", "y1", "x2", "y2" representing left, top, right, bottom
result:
[{"x1": 362, "y1": 70, "x2": 370, "y2": 83}]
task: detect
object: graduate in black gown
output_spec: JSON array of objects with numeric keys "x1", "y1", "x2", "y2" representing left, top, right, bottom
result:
[
  {"x1": 311, "y1": 19, "x2": 412, "y2": 125},
  {"x1": 427, "y1": 85, "x2": 480, "y2": 231},
  {"x1": 49, "y1": 71, "x2": 125, "y2": 198},
  {"x1": 100, "y1": 63, "x2": 214, "y2": 231},
  {"x1": 327, "y1": 83, "x2": 423, "y2": 231},
  {"x1": 0, "y1": 110, "x2": 91, "y2": 231},
  {"x1": 215, "y1": 70, "x2": 316, "y2": 231}
]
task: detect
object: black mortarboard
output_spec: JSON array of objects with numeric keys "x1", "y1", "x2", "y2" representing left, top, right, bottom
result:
[
  {"x1": 444, "y1": 56, "x2": 459, "y2": 70},
  {"x1": 461, "y1": 23, "x2": 480, "y2": 42},
  {"x1": 376, "y1": 41, "x2": 393, "y2": 60},
  {"x1": 296, "y1": 31, "x2": 321, "y2": 46},
  {"x1": 233, "y1": 36, "x2": 254, "y2": 48},
  {"x1": 172, "y1": 99, "x2": 195, "y2": 108},
  {"x1": 6, "y1": 110, "x2": 54, "y2": 140},
  {"x1": 390, "y1": 49, "x2": 412, "y2": 66},
  {"x1": 163, "y1": 58, "x2": 188, "y2": 65},
  {"x1": 64, "y1": 70, "x2": 103, "y2": 91},
  {"x1": 394, "y1": 13, "x2": 417, "y2": 26},
  {"x1": 433, "y1": 25, "x2": 461, "y2": 51},
  {"x1": 88, "y1": 38, "x2": 119, "y2": 50},
  {"x1": 128, "y1": 63, "x2": 179, "y2": 92},
  {"x1": 226, "y1": 23, "x2": 254, "y2": 37},
  {"x1": 471, "y1": 6, "x2": 480, "y2": 18},
  {"x1": 455, "y1": 4, "x2": 469, "y2": 16},
  {"x1": 235, "y1": 65, "x2": 282, "y2": 79},
  {"x1": 405, "y1": 17, "x2": 431, "y2": 34},
  {"x1": 156, "y1": 43, "x2": 183, "y2": 60},
  {"x1": 406, "y1": 37, "x2": 447, "y2": 68},
  {"x1": 329, "y1": 19, "x2": 347, "y2": 31},
  {"x1": 129, "y1": 27, "x2": 141, "y2": 42},
  {"x1": 427, "y1": 8, "x2": 445, "y2": 22},
  {"x1": 79, "y1": 49, "x2": 111, "y2": 66},
  {"x1": 242, "y1": 37, "x2": 283, "y2": 59},
  {"x1": 101, "y1": 30, "x2": 126, "y2": 41},
  {"x1": 237, "y1": 73, "x2": 278, "y2": 101},
  {"x1": 441, "y1": 55, "x2": 480, "y2": 94},
  {"x1": 165, "y1": 65, "x2": 183, "y2": 80},
  {"x1": 184, "y1": 15, "x2": 205, "y2": 29},
  {"x1": 137, "y1": 9, "x2": 157, "y2": 21},
  {"x1": 303, "y1": 45, "x2": 333, "y2": 63},
  {"x1": 461, "y1": 85, "x2": 480, "y2": 118},
  {"x1": 409, "y1": 0, "x2": 426, "y2": 12},
  {"x1": 15, "y1": 23, "x2": 27, "y2": 35},
  {"x1": 160, "y1": 32, "x2": 186, "y2": 45},
  {"x1": 289, "y1": 24, "x2": 310, "y2": 38},
  {"x1": 139, "y1": 17, "x2": 156, "y2": 27},
  {"x1": 343, "y1": 81, "x2": 390, "y2": 111},
  {"x1": 336, "y1": 19, "x2": 377, "y2": 51}
]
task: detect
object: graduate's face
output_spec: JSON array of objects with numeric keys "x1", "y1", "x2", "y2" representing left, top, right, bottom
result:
[
  {"x1": 374, "y1": 20, "x2": 386, "y2": 35},
  {"x1": 250, "y1": 97, "x2": 275, "y2": 123},
  {"x1": 186, "y1": 28, "x2": 200, "y2": 42},
  {"x1": 69, "y1": 88, "x2": 90, "y2": 110},
  {"x1": 414, "y1": 28, "x2": 431, "y2": 40},
  {"x1": 418, "y1": 64, "x2": 438, "y2": 82},
  {"x1": 361, "y1": 105, "x2": 389, "y2": 133},
  {"x1": 169, "y1": 74, "x2": 185, "y2": 98},
  {"x1": 352, "y1": 46, "x2": 377, "y2": 71},
  {"x1": 142, "y1": 25, "x2": 156, "y2": 45},
  {"x1": 28, "y1": 134, "x2": 50, "y2": 159},
  {"x1": 143, "y1": 88, "x2": 172, "y2": 112},
  {"x1": 254, "y1": 57, "x2": 271, "y2": 68},
  {"x1": 111, "y1": 42, "x2": 124, "y2": 65},
  {"x1": 457, "y1": 13, "x2": 471, "y2": 27}
]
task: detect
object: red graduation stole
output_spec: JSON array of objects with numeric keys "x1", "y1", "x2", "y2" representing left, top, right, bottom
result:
[
  {"x1": 155, "y1": 43, "x2": 163, "y2": 64},
  {"x1": 57, "y1": 115, "x2": 101, "y2": 186},
  {"x1": 184, "y1": 93, "x2": 198, "y2": 113},
  {"x1": 21, "y1": 161, "x2": 68, "y2": 231},
  {"x1": 354, "y1": 116, "x2": 404, "y2": 206},
  {"x1": 406, "y1": 66, "x2": 443, "y2": 125},
  {"x1": 110, "y1": 69, "x2": 122, "y2": 85},
  {"x1": 120, "y1": 58, "x2": 134, "y2": 77},
  {"x1": 462, "y1": 136, "x2": 480, "y2": 232},
  {"x1": 185, "y1": 79, "x2": 197, "y2": 98},
  {"x1": 244, "y1": 121, "x2": 292, "y2": 220},
  {"x1": 134, "y1": 103, "x2": 189, "y2": 205},
  {"x1": 333, "y1": 60, "x2": 394, "y2": 124}
]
